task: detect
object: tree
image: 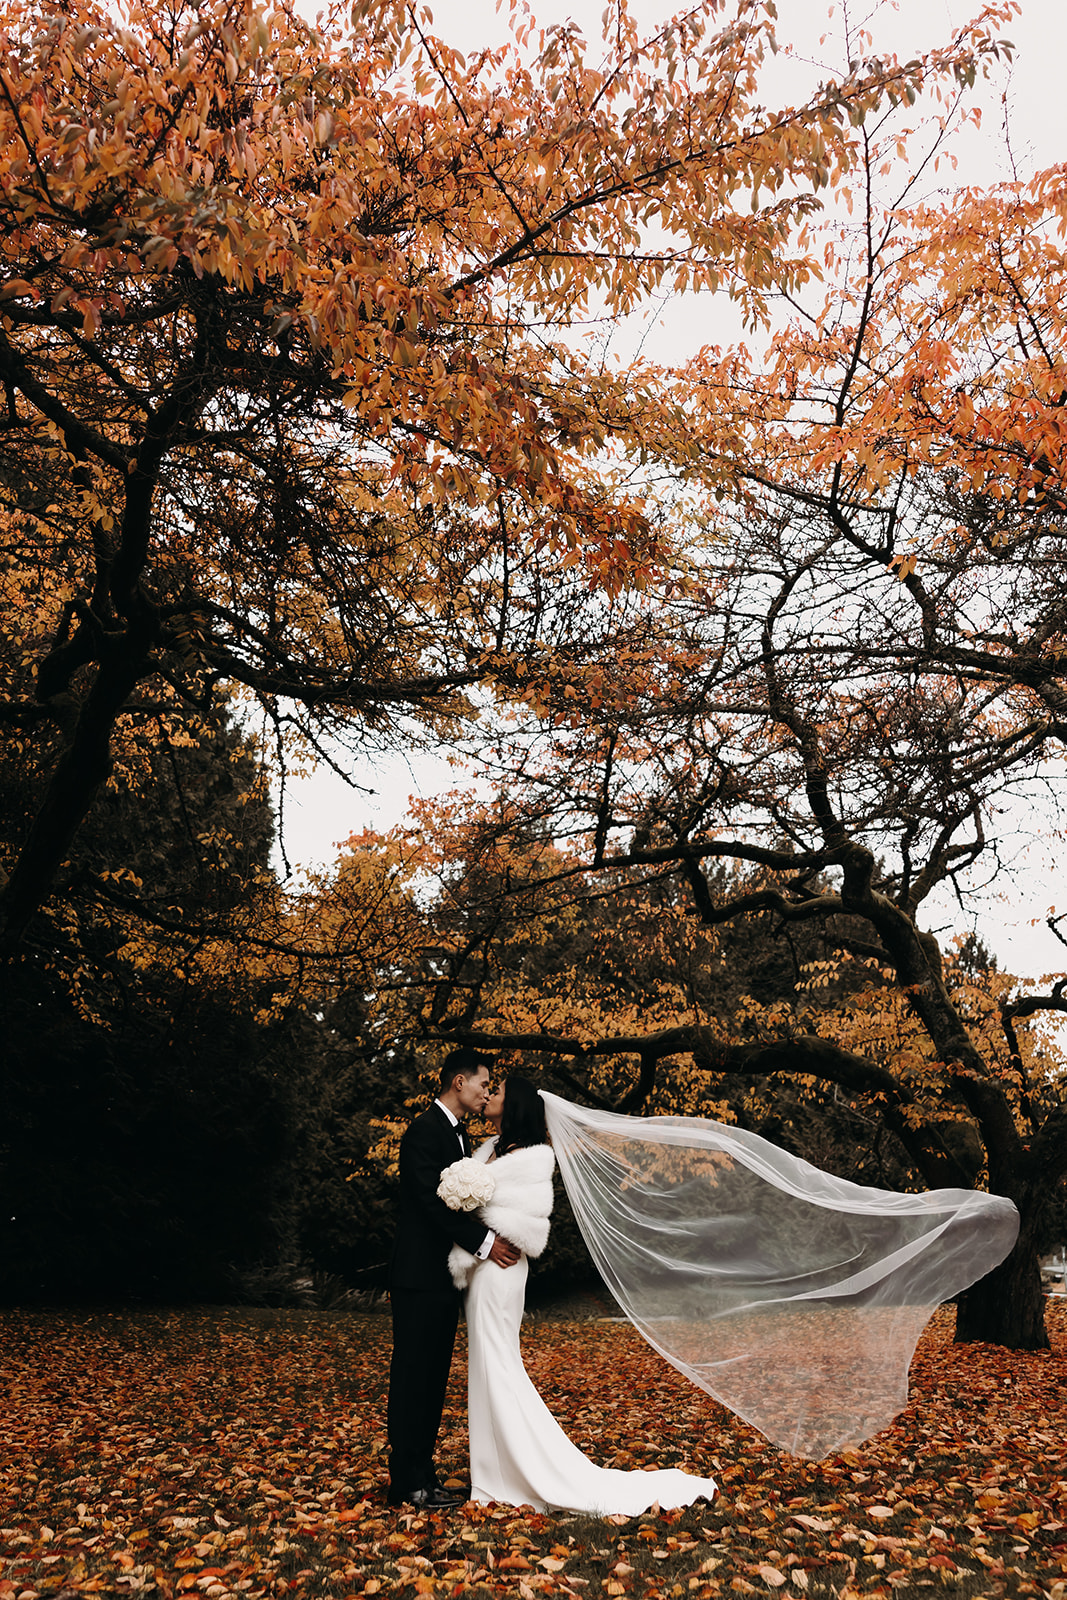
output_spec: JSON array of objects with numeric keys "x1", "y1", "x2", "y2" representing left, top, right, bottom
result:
[
  {"x1": 362, "y1": 142, "x2": 1067, "y2": 1348},
  {"x1": 0, "y1": 687, "x2": 431, "y2": 1300},
  {"x1": 0, "y1": 0, "x2": 1012, "y2": 974},
  {"x1": 0, "y1": 706, "x2": 302, "y2": 1300},
  {"x1": 5, "y1": 0, "x2": 1046, "y2": 1330}
]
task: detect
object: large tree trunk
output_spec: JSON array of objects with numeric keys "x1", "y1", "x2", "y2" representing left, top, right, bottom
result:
[
  {"x1": 954, "y1": 1217, "x2": 1049, "y2": 1349},
  {"x1": 0, "y1": 651, "x2": 144, "y2": 954}
]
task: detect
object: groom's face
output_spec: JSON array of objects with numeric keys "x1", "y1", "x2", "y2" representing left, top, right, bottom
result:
[{"x1": 455, "y1": 1065, "x2": 490, "y2": 1119}]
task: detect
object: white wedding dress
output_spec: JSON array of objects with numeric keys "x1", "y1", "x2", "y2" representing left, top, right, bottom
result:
[{"x1": 462, "y1": 1141, "x2": 717, "y2": 1515}]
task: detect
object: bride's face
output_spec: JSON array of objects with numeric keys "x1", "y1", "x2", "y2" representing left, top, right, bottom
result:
[{"x1": 484, "y1": 1082, "x2": 506, "y2": 1128}]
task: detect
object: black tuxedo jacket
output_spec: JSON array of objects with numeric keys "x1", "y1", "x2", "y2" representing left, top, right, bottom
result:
[{"x1": 388, "y1": 1103, "x2": 489, "y2": 1293}]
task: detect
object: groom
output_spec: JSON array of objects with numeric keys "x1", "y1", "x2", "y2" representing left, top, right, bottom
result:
[{"x1": 386, "y1": 1047, "x2": 520, "y2": 1508}]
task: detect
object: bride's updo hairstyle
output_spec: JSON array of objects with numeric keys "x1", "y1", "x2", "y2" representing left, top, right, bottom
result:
[{"x1": 496, "y1": 1076, "x2": 547, "y2": 1157}]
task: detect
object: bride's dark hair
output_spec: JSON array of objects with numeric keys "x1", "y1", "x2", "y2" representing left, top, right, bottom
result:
[{"x1": 496, "y1": 1075, "x2": 547, "y2": 1157}]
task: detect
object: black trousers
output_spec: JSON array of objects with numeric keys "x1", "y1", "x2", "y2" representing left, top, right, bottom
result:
[{"x1": 387, "y1": 1287, "x2": 460, "y2": 1495}]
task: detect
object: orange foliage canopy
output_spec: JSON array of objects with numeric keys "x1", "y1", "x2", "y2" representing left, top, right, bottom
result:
[{"x1": 0, "y1": 0, "x2": 1016, "y2": 953}]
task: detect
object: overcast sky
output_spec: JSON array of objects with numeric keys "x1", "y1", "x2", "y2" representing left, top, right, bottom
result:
[{"x1": 428, "y1": 0, "x2": 1061, "y2": 177}]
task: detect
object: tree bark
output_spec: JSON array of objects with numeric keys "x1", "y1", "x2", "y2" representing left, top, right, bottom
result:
[
  {"x1": 954, "y1": 1214, "x2": 1049, "y2": 1349},
  {"x1": 0, "y1": 649, "x2": 145, "y2": 953}
]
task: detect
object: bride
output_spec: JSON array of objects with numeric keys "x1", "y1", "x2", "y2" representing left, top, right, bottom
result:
[{"x1": 443, "y1": 1074, "x2": 717, "y2": 1515}]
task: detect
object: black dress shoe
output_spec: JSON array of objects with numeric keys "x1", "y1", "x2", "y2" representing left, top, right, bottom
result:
[{"x1": 408, "y1": 1485, "x2": 464, "y2": 1509}]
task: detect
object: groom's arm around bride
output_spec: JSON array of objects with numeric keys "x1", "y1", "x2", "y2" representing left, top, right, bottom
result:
[{"x1": 386, "y1": 1048, "x2": 519, "y2": 1508}]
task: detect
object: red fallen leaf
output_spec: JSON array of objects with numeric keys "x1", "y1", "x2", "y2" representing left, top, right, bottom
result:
[
  {"x1": 498, "y1": 1554, "x2": 533, "y2": 1570},
  {"x1": 928, "y1": 1555, "x2": 958, "y2": 1571}
]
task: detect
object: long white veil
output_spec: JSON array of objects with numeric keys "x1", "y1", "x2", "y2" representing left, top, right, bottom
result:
[{"x1": 540, "y1": 1091, "x2": 1019, "y2": 1459}]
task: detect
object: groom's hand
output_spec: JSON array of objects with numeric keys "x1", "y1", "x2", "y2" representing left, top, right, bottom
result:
[{"x1": 488, "y1": 1236, "x2": 521, "y2": 1268}]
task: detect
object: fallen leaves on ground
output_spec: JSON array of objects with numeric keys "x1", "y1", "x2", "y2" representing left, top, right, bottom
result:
[{"x1": 1, "y1": 1302, "x2": 1064, "y2": 1600}]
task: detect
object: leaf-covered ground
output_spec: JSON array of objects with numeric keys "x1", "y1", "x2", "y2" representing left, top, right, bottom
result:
[{"x1": 1, "y1": 1302, "x2": 1064, "y2": 1600}]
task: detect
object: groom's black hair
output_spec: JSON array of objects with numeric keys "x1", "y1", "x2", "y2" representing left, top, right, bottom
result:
[
  {"x1": 497, "y1": 1075, "x2": 547, "y2": 1157},
  {"x1": 438, "y1": 1046, "x2": 493, "y2": 1094}
]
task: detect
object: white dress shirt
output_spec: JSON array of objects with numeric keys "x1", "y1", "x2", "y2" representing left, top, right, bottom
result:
[{"x1": 435, "y1": 1098, "x2": 494, "y2": 1259}]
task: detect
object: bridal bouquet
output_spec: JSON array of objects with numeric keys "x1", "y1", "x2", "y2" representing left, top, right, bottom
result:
[{"x1": 438, "y1": 1157, "x2": 496, "y2": 1212}]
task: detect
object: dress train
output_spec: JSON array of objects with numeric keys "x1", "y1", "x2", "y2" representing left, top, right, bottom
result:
[{"x1": 465, "y1": 1255, "x2": 717, "y2": 1515}]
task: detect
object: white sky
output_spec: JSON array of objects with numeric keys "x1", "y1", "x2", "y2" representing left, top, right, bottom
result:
[{"x1": 276, "y1": 0, "x2": 1067, "y2": 988}]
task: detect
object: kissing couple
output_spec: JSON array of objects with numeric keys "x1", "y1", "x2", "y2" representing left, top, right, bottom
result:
[
  {"x1": 386, "y1": 1049, "x2": 1020, "y2": 1506},
  {"x1": 385, "y1": 1047, "x2": 718, "y2": 1515}
]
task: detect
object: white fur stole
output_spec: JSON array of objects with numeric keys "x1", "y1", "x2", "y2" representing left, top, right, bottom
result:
[{"x1": 448, "y1": 1139, "x2": 555, "y2": 1289}]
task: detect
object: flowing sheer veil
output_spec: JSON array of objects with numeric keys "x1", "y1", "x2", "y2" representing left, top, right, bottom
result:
[{"x1": 540, "y1": 1091, "x2": 1019, "y2": 1459}]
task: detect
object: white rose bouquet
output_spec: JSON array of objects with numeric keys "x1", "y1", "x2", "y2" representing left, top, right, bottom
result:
[{"x1": 437, "y1": 1156, "x2": 496, "y2": 1212}]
